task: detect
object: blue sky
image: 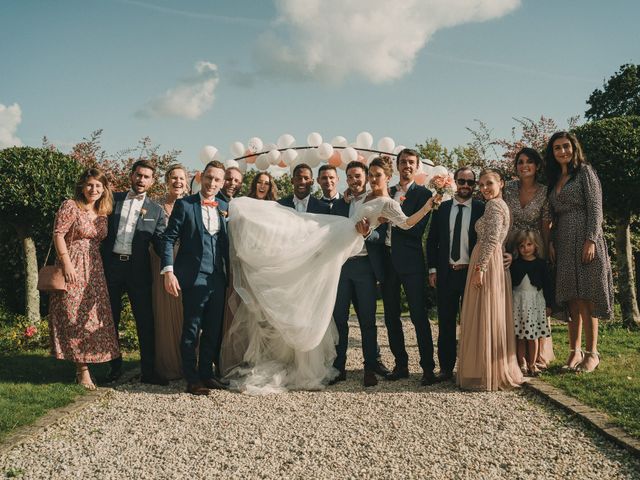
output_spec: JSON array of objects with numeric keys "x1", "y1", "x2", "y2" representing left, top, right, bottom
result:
[{"x1": 1, "y1": 0, "x2": 638, "y2": 172}]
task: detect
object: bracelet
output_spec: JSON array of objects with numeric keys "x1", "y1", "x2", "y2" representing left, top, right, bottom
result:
[{"x1": 474, "y1": 265, "x2": 486, "y2": 273}]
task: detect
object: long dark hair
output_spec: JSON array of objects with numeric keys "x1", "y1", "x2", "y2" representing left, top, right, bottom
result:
[
  {"x1": 545, "y1": 131, "x2": 587, "y2": 195},
  {"x1": 248, "y1": 172, "x2": 279, "y2": 201}
]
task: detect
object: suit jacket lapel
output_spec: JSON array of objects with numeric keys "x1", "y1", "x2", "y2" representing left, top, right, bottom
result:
[
  {"x1": 113, "y1": 194, "x2": 124, "y2": 232},
  {"x1": 193, "y1": 198, "x2": 204, "y2": 237},
  {"x1": 441, "y1": 200, "x2": 452, "y2": 259},
  {"x1": 135, "y1": 197, "x2": 152, "y2": 231}
]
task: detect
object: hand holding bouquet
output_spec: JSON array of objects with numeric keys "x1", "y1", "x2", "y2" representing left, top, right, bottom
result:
[{"x1": 428, "y1": 168, "x2": 455, "y2": 210}]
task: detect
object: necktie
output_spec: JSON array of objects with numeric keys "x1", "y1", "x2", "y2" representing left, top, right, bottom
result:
[
  {"x1": 451, "y1": 204, "x2": 464, "y2": 262},
  {"x1": 201, "y1": 199, "x2": 218, "y2": 207},
  {"x1": 126, "y1": 192, "x2": 145, "y2": 200}
]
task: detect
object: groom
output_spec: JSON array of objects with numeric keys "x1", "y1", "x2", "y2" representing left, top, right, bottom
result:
[{"x1": 161, "y1": 160, "x2": 230, "y2": 395}]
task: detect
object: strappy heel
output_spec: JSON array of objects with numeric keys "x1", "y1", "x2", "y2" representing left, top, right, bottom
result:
[
  {"x1": 576, "y1": 351, "x2": 600, "y2": 373},
  {"x1": 561, "y1": 349, "x2": 583, "y2": 371}
]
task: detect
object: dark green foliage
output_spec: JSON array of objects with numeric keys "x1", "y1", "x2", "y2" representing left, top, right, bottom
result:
[{"x1": 586, "y1": 64, "x2": 640, "y2": 121}]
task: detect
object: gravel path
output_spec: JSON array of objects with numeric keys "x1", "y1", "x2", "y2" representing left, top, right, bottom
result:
[{"x1": 2, "y1": 319, "x2": 639, "y2": 479}]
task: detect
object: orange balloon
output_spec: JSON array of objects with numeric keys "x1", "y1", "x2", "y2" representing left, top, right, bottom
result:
[
  {"x1": 194, "y1": 171, "x2": 202, "y2": 184},
  {"x1": 328, "y1": 151, "x2": 342, "y2": 167},
  {"x1": 278, "y1": 160, "x2": 287, "y2": 168},
  {"x1": 244, "y1": 149, "x2": 257, "y2": 164},
  {"x1": 414, "y1": 172, "x2": 427, "y2": 186}
]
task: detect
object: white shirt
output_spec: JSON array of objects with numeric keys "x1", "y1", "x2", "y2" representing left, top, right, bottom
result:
[
  {"x1": 348, "y1": 192, "x2": 369, "y2": 258},
  {"x1": 293, "y1": 194, "x2": 310, "y2": 213},
  {"x1": 113, "y1": 191, "x2": 146, "y2": 255},
  {"x1": 385, "y1": 182, "x2": 413, "y2": 247},
  {"x1": 428, "y1": 197, "x2": 472, "y2": 274}
]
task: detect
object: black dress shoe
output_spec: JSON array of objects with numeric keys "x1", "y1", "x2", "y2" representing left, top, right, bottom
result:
[
  {"x1": 372, "y1": 360, "x2": 391, "y2": 377},
  {"x1": 140, "y1": 372, "x2": 169, "y2": 386},
  {"x1": 186, "y1": 382, "x2": 210, "y2": 396},
  {"x1": 329, "y1": 370, "x2": 346, "y2": 385},
  {"x1": 106, "y1": 366, "x2": 122, "y2": 383},
  {"x1": 363, "y1": 370, "x2": 378, "y2": 387},
  {"x1": 437, "y1": 370, "x2": 454, "y2": 382},
  {"x1": 421, "y1": 371, "x2": 437, "y2": 386},
  {"x1": 201, "y1": 377, "x2": 228, "y2": 390},
  {"x1": 385, "y1": 365, "x2": 409, "y2": 381}
]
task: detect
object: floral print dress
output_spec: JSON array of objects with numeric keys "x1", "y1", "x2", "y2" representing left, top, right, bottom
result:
[{"x1": 48, "y1": 200, "x2": 119, "y2": 363}]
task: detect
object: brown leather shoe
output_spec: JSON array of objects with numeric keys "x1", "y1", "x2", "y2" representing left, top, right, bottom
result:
[
  {"x1": 201, "y1": 377, "x2": 228, "y2": 390},
  {"x1": 186, "y1": 382, "x2": 210, "y2": 396},
  {"x1": 363, "y1": 370, "x2": 378, "y2": 387}
]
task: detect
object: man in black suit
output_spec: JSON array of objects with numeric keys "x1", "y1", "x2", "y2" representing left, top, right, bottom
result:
[
  {"x1": 330, "y1": 161, "x2": 387, "y2": 387},
  {"x1": 102, "y1": 160, "x2": 167, "y2": 385},
  {"x1": 317, "y1": 164, "x2": 341, "y2": 210},
  {"x1": 426, "y1": 166, "x2": 484, "y2": 381},
  {"x1": 278, "y1": 163, "x2": 331, "y2": 214},
  {"x1": 381, "y1": 149, "x2": 436, "y2": 386}
]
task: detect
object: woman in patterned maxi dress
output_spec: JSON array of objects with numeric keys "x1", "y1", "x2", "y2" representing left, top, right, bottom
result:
[
  {"x1": 49, "y1": 168, "x2": 120, "y2": 389},
  {"x1": 545, "y1": 132, "x2": 613, "y2": 373}
]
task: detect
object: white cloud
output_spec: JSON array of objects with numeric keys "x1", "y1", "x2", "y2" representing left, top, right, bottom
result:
[
  {"x1": 136, "y1": 61, "x2": 219, "y2": 119},
  {"x1": 257, "y1": 0, "x2": 521, "y2": 84},
  {"x1": 0, "y1": 103, "x2": 23, "y2": 148}
]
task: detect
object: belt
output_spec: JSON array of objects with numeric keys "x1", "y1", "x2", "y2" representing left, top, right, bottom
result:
[
  {"x1": 113, "y1": 253, "x2": 131, "y2": 261},
  {"x1": 449, "y1": 263, "x2": 469, "y2": 271}
]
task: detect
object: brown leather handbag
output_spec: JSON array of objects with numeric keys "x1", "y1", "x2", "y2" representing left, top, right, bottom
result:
[{"x1": 37, "y1": 221, "x2": 76, "y2": 293}]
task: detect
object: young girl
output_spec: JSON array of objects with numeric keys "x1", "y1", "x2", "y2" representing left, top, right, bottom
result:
[{"x1": 510, "y1": 230, "x2": 553, "y2": 376}]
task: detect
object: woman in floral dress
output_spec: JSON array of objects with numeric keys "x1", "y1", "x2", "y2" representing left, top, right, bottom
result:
[{"x1": 49, "y1": 168, "x2": 120, "y2": 389}]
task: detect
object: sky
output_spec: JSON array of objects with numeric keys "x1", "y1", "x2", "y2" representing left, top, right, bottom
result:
[{"x1": 1, "y1": 0, "x2": 639, "y2": 173}]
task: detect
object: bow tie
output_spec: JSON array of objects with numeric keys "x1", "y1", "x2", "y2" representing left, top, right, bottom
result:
[
  {"x1": 201, "y1": 199, "x2": 218, "y2": 208},
  {"x1": 126, "y1": 192, "x2": 145, "y2": 201}
]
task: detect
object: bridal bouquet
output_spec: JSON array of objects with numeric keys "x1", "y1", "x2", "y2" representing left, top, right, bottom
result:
[{"x1": 428, "y1": 170, "x2": 455, "y2": 210}]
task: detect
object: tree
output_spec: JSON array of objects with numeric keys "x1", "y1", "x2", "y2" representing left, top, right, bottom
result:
[
  {"x1": 586, "y1": 64, "x2": 640, "y2": 120},
  {"x1": 575, "y1": 117, "x2": 640, "y2": 328},
  {"x1": 0, "y1": 147, "x2": 82, "y2": 322}
]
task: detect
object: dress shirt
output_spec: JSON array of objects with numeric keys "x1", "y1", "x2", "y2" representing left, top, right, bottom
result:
[
  {"x1": 348, "y1": 192, "x2": 369, "y2": 257},
  {"x1": 113, "y1": 191, "x2": 146, "y2": 255},
  {"x1": 385, "y1": 181, "x2": 413, "y2": 247},
  {"x1": 428, "y1": 197, "x2": 472, "y2": 274},
  {"x1": 293, "y1": 194, "x2": 311, "y2": 213},
  {"x1": 200, "y1": 193, "x2": 220, "y2": 235}
]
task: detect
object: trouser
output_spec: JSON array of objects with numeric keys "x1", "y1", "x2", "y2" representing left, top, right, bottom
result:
[{"x1": 436, "y1": 268, "x2": 467, "y2": 373}]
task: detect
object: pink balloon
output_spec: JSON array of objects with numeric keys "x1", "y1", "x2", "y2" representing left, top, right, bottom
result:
[
  {"x1": 328, "y1": 151, "x2": 342, "y2": 167},
  {"x1": 414, "y1": 172, "x2": 427, "y2": 186},
  {"x1": 357, "y1": 154, "x2": 366, "y2": 164},
  {"x1": 244, "y1": 149, "x2": 256, "y2": 164},
  {"x1": 278, "y1": 160, "x2": 287, "y2": 168}
]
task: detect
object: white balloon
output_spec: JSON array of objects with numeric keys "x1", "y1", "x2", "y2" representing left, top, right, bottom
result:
[
  {"x1": 230, "y1": 141, "x2": 245, "y2": 158},
  {"x1": 247, "y1": 137, "x2": 264, "y2": 153},
  {"x1": 317, "y1": 142, "x2": 334, "y2": 160},
  {"x1": 224, "y1": 159, "x2": 239, "y2": 169},
  {"x1": 267, "y1": 149, "x2": 281, "y2": 165},
  {"x1": 277, "y1": 134, "x2": 295, "y2": 149},
  {"x1": 340, "y1": 146, "x2": 358, "y2": 164},
  {"x1": 283, "y1": 148, "x2": 298, "y2": 166},
  {"x1": 307, "y1": 132, "x2": 323, "y2": 147},
  {"x1": 393, "y1": 144, "x2": 406, "y2": 155},
  {"x1": 331, "y1": 136, "x2": 348, "y2": 147},
  {"x1": 255, "y1": 153, "x2": 270, "y2": 171},
  {"x1": 199, "y1": 145, "x2": 218, "y2": 164},
  {"x1": 377, "y1": 136, "x2": 395, "y2": 153},
  {"x1": 306, "y1": 148, "x2": 321, "y2": 168},
  {"x1": 356, "y1": 131, "x2": 374, "y2": 149},
  {"x1": 432, "y1": 165, "x2": 449, "y2": 176},
  {"x1": 237, "y1": 159, "x2": 247, "y2": 173}
]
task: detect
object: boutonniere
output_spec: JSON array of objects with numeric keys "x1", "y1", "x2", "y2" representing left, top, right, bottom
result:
[
  {"x1": 220, "y1": 210, "x2": 228, "y2": 218},
  {"x1": 140, "y1": 208, "x2": 148, "y2": 217},
  {"x1": 399, "y1": 196, "x2": 407, "y2": 205}
]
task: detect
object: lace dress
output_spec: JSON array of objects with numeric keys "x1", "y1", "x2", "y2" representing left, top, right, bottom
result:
[
  {"x1": 48, "y1": 200, "x2": 120, "y2": 363},
  {"x1": 223, "y1": 196, "x2": 413, "y2": 394},
  {"x1": 457, "y1": 198, "x2": 523, "y2": 391}
]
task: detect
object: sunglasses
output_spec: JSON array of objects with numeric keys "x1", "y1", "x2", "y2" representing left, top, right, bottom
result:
[{"x1": 456, "y1": 179, "x2": 476, "y2": 187}]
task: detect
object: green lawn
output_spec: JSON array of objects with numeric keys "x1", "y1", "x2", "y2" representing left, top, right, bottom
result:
[
  {"x1": 0, "y1": 351, "x2": 138, "y2": 441},
  {"x1": 540, "y1": 322, "x2": 640, "y2": 439}
]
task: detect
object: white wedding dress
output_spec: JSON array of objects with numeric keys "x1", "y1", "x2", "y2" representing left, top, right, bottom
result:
[{"x1": 223, "y1": 196, "x2": 413, "y2": 394}]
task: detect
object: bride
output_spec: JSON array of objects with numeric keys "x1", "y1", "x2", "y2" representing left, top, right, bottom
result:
[{"x1": 223, "y1": 156, "x2": 436, "y2": 394}]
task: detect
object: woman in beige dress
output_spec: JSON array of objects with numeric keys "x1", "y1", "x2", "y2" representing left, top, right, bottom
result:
[
  {"x1": 503, "y1": 147, "x2": 555, "y2": 370},
  {"x1": 151, "y1": 164, "x2": 189, "y2": 379},
  {"x1": 458, "y1": 169, "x2": 523, "y2": 391}
]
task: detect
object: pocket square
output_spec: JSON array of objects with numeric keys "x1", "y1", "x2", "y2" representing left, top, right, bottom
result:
[{"x1": 143, "y1": 218, "x2": 155, "y2": 222}]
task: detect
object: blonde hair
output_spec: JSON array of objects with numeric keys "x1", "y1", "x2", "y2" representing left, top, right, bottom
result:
[
  {"x1": 74, "y1": 168, "x2": 113, "y2": 216},
  {"x1": 511, "y1": 229, "x2": 545, "y2": 260}
]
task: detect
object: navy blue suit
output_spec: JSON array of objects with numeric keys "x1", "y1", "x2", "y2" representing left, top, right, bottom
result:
[
  {"x1": 318, "y1": 193, "x2": 342, "y2": 211},
  {"x1": 426, "y1": 198, "x2": 484, "y2": 374},
  {"x1": 381, "y1": 183, "x2": 435, "y2": 373},
  {"x1": 278, "y1": 195, "x2": 331, "y2": 214},
  {"x1": 330, "y1": 198, "x2": 385, "y2": 372},
  {"x1": 160, "y1": 194, "x2": 229, "y2": 383},
  {"x1": 102, "y1": 192, "x2": 166, "y2": 376}
]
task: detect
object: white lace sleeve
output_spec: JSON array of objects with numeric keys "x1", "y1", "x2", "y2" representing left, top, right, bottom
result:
[{"x1": 380, "y1": 198, "x2": 410, "y2": 229}]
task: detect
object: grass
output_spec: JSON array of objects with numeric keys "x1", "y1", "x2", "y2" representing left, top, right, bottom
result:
[
  {"x1": 0, "y1": 350, "x2": 139, "y2": 441},
  {"x1": 540, "y1": 322, "x2": 640, "y2": 439}
]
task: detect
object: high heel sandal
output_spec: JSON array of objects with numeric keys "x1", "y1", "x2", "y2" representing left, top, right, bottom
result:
[
  {"x1": 561, "y1": 349, "x2": 584, "y2": 371},
  {"x1": 75, "y1": 367, "x2": 97, "y2": 391},
  {"x1": 576, "y1": 351, "x2": 600, "y2": 373},
  {"x1": 527, "y1": 363, "x2": 541, "y2": 377}
]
